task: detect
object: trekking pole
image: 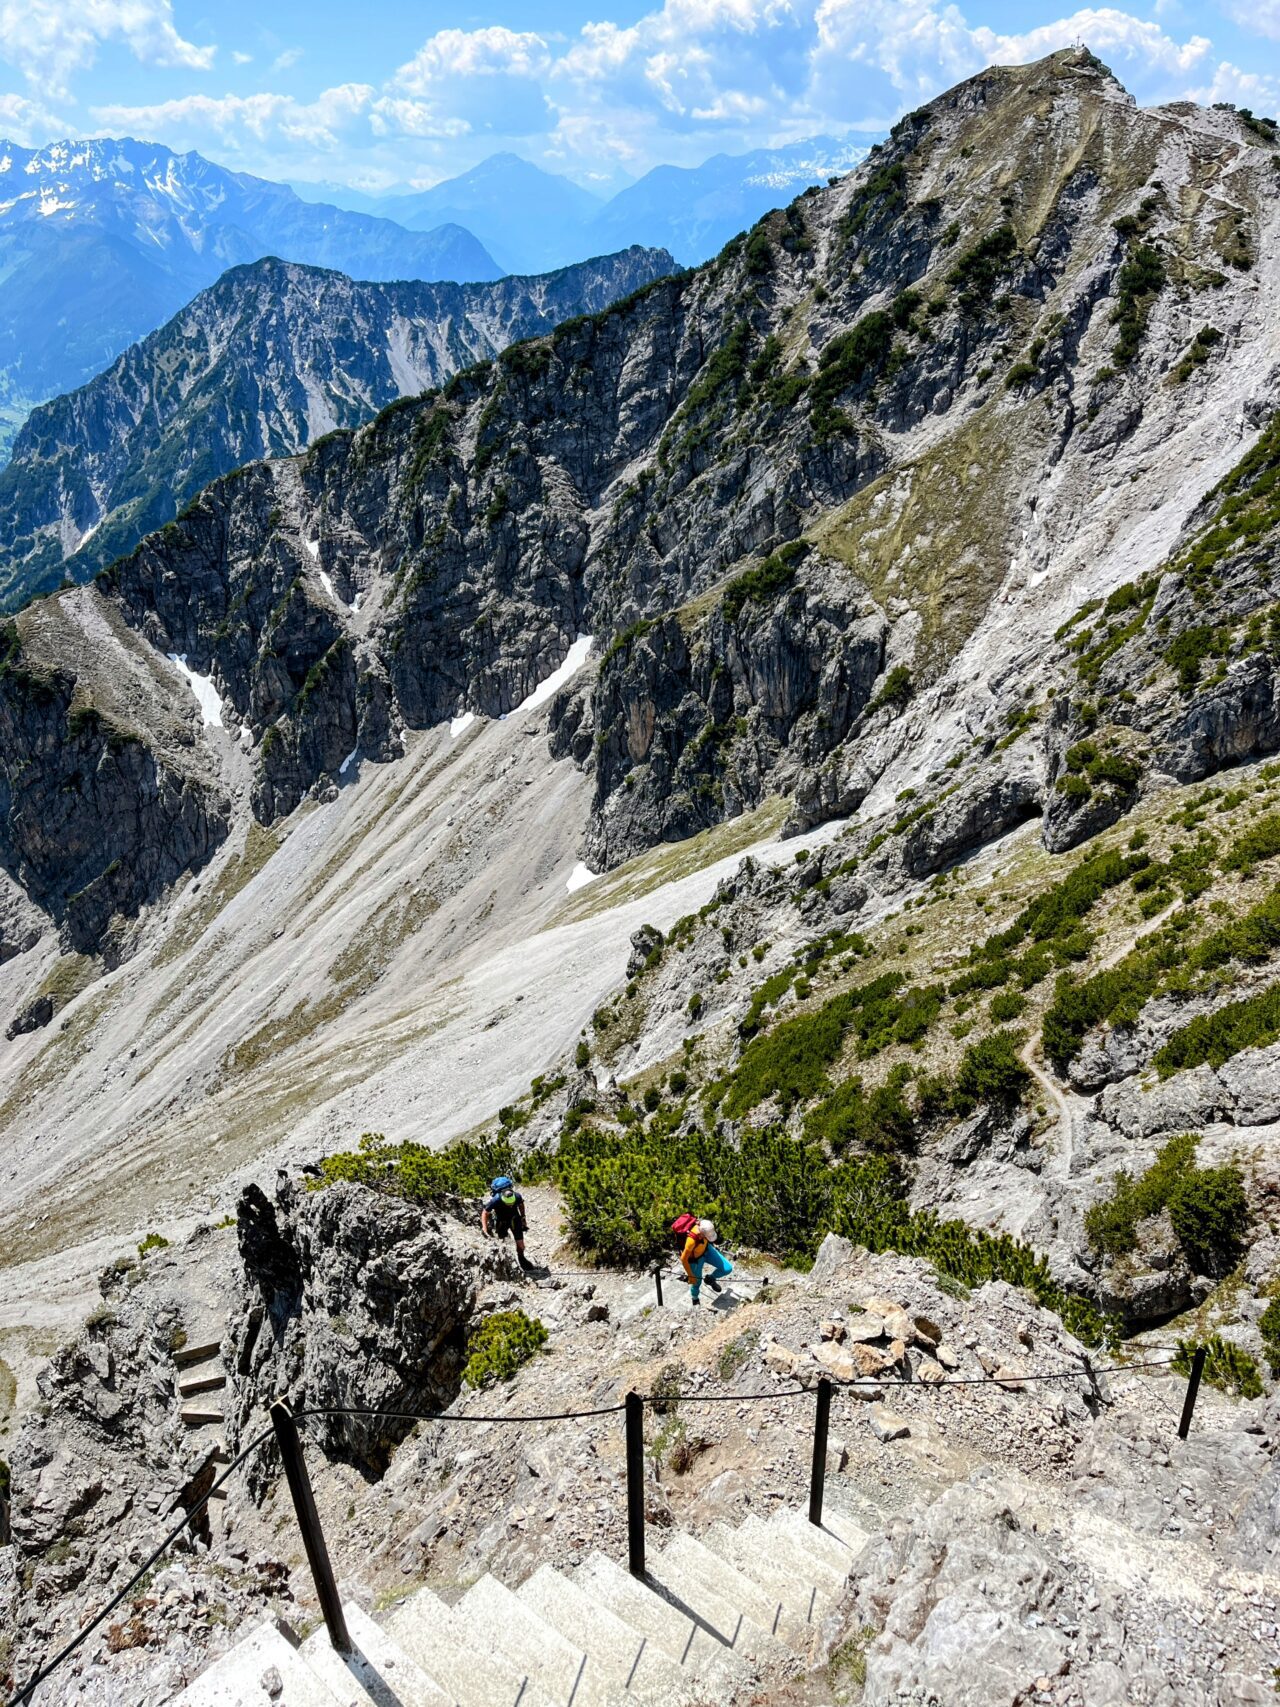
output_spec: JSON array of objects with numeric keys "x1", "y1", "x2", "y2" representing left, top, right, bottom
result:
[{"x1": 653, "y1": 1268, "x2": 664, "y2": 1307}]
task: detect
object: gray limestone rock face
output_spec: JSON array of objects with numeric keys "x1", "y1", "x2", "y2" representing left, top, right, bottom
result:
[
  {"x1": 573, "y1": 555, "x2": 887, "y2": 869},
  {"x1": 227, "y1": 1177, "x2": 503, "y2": 1484}
]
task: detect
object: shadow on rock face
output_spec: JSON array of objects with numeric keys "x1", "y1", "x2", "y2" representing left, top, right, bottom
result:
[{"x1": 228, "y1": 1176, "x2": 506, "y2": 1490}]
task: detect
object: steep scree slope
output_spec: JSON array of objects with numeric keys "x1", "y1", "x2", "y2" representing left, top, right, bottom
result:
[{"x1": 3, "y1": 50, "x2": 1279, "y2": 959}]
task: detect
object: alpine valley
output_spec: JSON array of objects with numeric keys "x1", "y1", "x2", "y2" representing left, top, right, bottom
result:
[{"x1": 3, "y1": 46, "x2": 1280, "y2": 1707}]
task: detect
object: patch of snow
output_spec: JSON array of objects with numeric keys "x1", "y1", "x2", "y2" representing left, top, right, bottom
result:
[
  {"x1": 450, "y1": 711, "x2": 476, "y2": 738},
  {"x1": 565, "y1": 861, "x2": 596, "y2": 893},
  {"x1": 514, "y1": 635, "x2": 593, "y2": 715},
  {"x1": 351, "y1": 594, "x2": 362, "y2": 613},
  {"x1": 239, "y1": 725, "x2": 253, "y2": 749},
  {"x1": 319, "y1": 569, "x2": 336, "y2": 600},
  {"x1": 167, "y1": 654, "x2": 224, "y2": 729},
  {"x1": 78, "y1": 521, "x2": 98, "y2": 545},
  {"x1": 340, "y1": 748, "x2": 358, "y2": 775},
  {"x1": 305, "y1": 538, "x2": 319, "y2": 559}
]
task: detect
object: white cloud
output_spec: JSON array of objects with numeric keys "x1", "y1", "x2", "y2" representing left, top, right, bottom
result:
[
  {"x1": 1219, "y1": 0, "x2": 1280, "y2": 43},
  {"x1": 0, "y1": 90, "x2": 67, "y2": 143},
  {"x1": 231, "y1": 50, "x2": 253, "y2": 66},
  {"x1": 38, "y1": 0, "x2": 1267, "y2": 206},
  {"x1": 272, "y1": 48, "x2": 303, "y2": 73},
  {"x1": 0, "y1": 0, "x2": 215, "y2": 99},
  {"x1": 811, "y1": 0, "x2": 1209, "y2": 100},
  {"x1": 1186, "y1": 57, "x2": 1280, "y2": 106},
  {"x1": 393, "y1": 27, "x2": 552, "y2": 93},
  {"x1": 692, "y1": 88, "x2": 772, "y2": 119},
  {"x1": 91, "y1": 83, "x2": 375, "y2": 149},
  {"x1": 368, "y1": 98, "x2": 470, "y2": 140},
  {"x1": 974, "y1": 9, "x2": 1211, "y2": 74}
]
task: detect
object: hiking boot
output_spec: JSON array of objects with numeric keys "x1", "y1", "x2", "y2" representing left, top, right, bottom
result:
[
  {"x1": 690, "y1": 1293, "x2": 700, "y2": 1307},
  {"x1": 518, "y1": 1255, "x2": 535, "y2": 1272},
  {"x1": 705, "y1": 1277, "x2": 723, "y2": 1294}
]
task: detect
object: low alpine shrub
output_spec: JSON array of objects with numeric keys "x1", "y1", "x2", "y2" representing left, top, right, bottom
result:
[{"x1": 464, "y1": 1311, "x2": 548, "y2": 1388}]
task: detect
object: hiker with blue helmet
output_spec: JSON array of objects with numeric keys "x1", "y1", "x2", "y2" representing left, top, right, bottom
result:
[{"x1": 481, "y1": 1176, "x2": 534, "y2": 1272}]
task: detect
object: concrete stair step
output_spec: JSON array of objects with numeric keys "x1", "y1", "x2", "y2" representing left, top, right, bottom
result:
[
  {"x1": 173, "y1": 1621, "x2": 343, "y2": 1705},
  {"x1": 647, "y1": 1531, "x2": 795, "y2": 1659},
  {"x1": 770, "y1": 1508, "x2": 860, "y2": 1581},
  {"x1": 174, "y1": 1338, "x2": 223, "y2": 1366},
  {"x1": 573, "y1": 1553, "x2": 750, "y2": 1686},
  {"x1": 452, "y1": 1573, "x2": 597, "y2": 1707},
  {"x1": 301, "y1": 1601, "x2": 452, "y2": 1707},
  {"x1": 179, "y1": 1369, "x2": 227, "y2": 1397},
  {"x1": 516, "y1": 1564, "x2": 684, "y2": 1705},
  {"x1": 816, "y1": 1504, "x2": 872, "y2": 1557},
  {"x1": 707, "y1": 1521, "x2": 839, "y2": 1630},
  {"x1": 382, "y1": 1585, "x2": 543, "y2": 1707}
]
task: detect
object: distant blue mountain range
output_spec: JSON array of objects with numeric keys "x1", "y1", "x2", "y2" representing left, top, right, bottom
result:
[
  {"x1": 0, "y1": 132, "x2": 870, "y2": 461},
  {"x1": 316, "y1": 137, "x2": 870, "y2": 274},
  {"x1": 0, "y1": 138, "x2": 500, "y2": 456}
]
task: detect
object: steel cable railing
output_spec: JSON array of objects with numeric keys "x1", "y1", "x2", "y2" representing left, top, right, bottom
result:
[{"x1": 2, "y1": 1328, "x2": 1200, "y2": 1706}]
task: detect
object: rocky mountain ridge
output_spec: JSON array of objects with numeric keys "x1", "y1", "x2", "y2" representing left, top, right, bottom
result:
[
  {"x1": 0, "y1": 245, "x2": 676, "y2": 610},
  {"x1": 3, "y1": 48, "x2": 1278, "y2": 966},
  {"x1": 0, "y1": 137, "x2": 501, "y2": 459}
]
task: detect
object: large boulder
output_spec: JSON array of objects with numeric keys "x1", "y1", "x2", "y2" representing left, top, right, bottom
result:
[{"x1": 227, "y1": 1177, "x2": 503, "y2": 1483}]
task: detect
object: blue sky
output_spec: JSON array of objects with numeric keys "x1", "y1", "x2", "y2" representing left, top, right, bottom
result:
[{"x1": 2, "y1": 0, "x2": 1279, "y2": 194}]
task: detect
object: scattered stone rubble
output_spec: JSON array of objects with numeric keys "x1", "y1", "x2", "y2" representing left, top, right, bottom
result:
[{"x1": 4, "y1": 1192, "x2": 1278, "y2": 1705}]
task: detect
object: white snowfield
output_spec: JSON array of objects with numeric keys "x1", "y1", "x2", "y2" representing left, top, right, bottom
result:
[
  {"x1": 565, "y1": 860, "x2": 596, "y2": 893},
  {"x1": 166, "y1": 654, "x2": 224, "y2": 728},
  {"x1": 449, "y1": 711, "x2": 476, "y2": 738},
  {"x1": 515, "y1": 634, "x2": 593, "y2": 714}
]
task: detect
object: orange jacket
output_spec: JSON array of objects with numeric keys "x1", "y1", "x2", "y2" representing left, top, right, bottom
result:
[{"x1": 680, "y1": 1232, "x2": 709, "y2": 1281}]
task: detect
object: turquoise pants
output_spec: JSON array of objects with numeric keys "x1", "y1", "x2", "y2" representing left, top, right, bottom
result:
[{"x1": 689, "y1": 1245, "x2": 732, "y2": 1300}]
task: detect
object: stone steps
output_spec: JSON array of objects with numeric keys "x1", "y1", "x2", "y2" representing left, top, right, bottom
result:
[
  {"x1": 174, "y1": 1338, "x2": 223, "y2": 1366},
  {"x1": 173, "y1": 1622, "x2": 343, "y2": 1705},
  {"x1": 170, "y1": 1504, "x2": 859, "y2": 1707},
  {"x1": 300, "y1": 1601, "x2": 451, "y2": 1707},
  {"x1": 181, "y1": 1404, "x2": 225, "y2": 1428}
]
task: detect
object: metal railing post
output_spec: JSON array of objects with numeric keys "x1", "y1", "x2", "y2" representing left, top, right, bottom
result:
[
  {"x1": 625, "y1": 1390, "x2": 646, "y2": 1577},
  {"x1": 1177, "y1": 1345, "x2": 1208, "y2": 1441},
  {"x1": 653, "y1": 1267, "x2": 664, "y2": 1307},
  {"x1": 809, "y1": 1377, "x2": 832, "y2": 1526},
  {"x1": 270, "y1": 1399, "x2": 351, "y2": 1653}
]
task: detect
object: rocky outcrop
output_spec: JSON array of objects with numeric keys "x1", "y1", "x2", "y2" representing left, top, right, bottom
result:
[
  {"x1": 0, "y1": 247, "x2": 677, "y2": 610},
  {"x1": 228, "y1": 1177, "x2": 502, "y2": 1483},
  {"x1": 552, "y1": 554, "x2": 887, "y2": 867},
  {"x1": 0, "y1": 619, "x2": 227, "y2": 954}
]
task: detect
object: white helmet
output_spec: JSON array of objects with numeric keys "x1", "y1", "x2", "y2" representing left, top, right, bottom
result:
[{"x1": 698, "y1": 1218, "x2": 717, "y2": 1242}]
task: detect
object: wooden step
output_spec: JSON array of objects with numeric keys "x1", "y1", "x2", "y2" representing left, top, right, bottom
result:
[
  {"x1": 174, "y1": 1338, "x2": 222, "y2": 1366},
  {"x1": 178, "y1": 1368, "x2": 226, "y2": 1397},
  {"x1": 181, "y1": 1405, "x2": 224, "y2": 1428}
]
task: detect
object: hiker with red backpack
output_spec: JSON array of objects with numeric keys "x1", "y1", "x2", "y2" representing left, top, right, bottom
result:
[{"x1": 672, "y1": 1212, "x2": 733, "y2": 1306}]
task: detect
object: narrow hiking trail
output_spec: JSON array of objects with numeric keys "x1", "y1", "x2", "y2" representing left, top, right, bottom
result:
[{"x1": 1020, "y1": 898, "x2": 1181, "y2": 1183}]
